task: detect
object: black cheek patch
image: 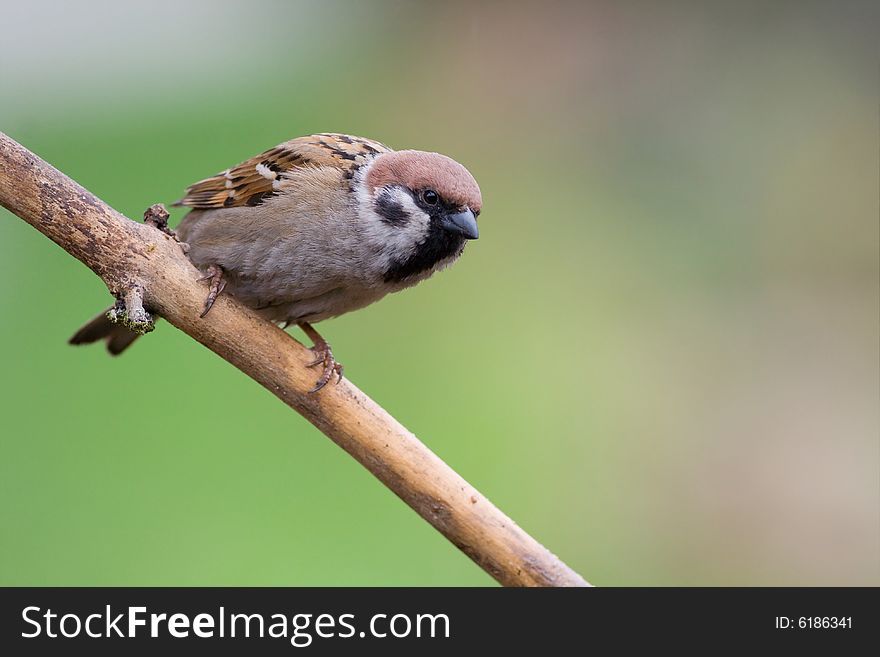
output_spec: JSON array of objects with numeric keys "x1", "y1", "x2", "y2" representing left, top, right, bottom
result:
[{"x1": 375, "y1": 193, "x2": 410, "y2": 226}]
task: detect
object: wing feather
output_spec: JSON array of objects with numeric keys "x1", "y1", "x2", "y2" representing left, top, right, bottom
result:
[{"x1": 173, "y1": 133, "x2": 391, "y2": 209}]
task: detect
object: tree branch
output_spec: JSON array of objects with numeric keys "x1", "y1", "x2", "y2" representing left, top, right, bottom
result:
[{"x1": 0, "y1": 132, "x2": 590, "y2": 587}]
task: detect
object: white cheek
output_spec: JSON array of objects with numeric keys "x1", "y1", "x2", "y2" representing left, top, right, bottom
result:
[
  {"x1": 356, "y1": 184, "x2": 430, "y2": 265},
  {"x1": 392, "y1": 189, "x2": 431, "y2": 240}
]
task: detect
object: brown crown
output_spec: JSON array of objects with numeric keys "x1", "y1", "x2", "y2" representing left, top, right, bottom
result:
[{"x1": 365, "y1": 150, "x2": 482, "y2": 212}]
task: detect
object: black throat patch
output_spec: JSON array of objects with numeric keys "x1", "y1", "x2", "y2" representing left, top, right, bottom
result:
[{"x1": 383, "y1": 218, "x2": 466, "y2": 283}]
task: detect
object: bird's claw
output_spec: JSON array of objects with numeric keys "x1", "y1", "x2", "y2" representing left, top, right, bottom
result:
[
  {"x1": 307, "y1": 342, "x2": 344, "y2": 393},
  {"x1": 199, "y1": 264, "x2": 226, "y2": 317}
]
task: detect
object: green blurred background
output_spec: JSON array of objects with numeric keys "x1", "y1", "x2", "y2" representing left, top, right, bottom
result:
[{"x1": 1, "y1": 1, "x2": 877, "y2": 586}]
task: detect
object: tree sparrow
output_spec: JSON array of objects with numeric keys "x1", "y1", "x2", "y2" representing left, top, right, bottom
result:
[{"x1": 69, "y1": 133, "x2": 483, "y2": 391}]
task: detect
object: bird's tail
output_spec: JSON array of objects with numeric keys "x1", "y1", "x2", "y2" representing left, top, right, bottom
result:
[{"x1": 69, "y1": 308, "x2": 143, "y2": 355}]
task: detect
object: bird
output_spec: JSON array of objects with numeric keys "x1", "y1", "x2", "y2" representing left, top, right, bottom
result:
[{"x1": 69, "y1": 133, "x2": 483, "y2": 392}]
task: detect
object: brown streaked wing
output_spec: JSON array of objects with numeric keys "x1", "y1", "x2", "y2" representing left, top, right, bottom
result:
[{"x1": 173, "y1": 133, "x2": 392, "y2": 209}]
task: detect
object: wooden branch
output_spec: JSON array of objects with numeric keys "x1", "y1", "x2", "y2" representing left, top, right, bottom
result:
[{"x1": 0, "y1": 132, "x2": 590, "y2": 587}]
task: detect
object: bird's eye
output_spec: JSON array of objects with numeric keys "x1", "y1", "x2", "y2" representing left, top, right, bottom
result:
[{"x1": 421, "y1": 189, "x2": 439, "y2": 206}]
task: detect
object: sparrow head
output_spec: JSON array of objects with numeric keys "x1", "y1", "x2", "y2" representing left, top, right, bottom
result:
[{"x1": 360, "y1": 150, "x2": 482, "y2": 283}]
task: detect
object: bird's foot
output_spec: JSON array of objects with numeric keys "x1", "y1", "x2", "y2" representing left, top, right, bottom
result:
[
  {"x1": 198, "y1": 264, "x2": 226, "y2": 317},
  {"x1": 299, "y1": 322, "x2": 344, "y2": 393},
  {"x1": 306, "y1": 342, "x2": 344, "y2": 393}
]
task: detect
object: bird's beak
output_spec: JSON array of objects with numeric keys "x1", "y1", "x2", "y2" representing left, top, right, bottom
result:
[{"x1": 441, "y1": 208, "x2": 479, "y2": 240}]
